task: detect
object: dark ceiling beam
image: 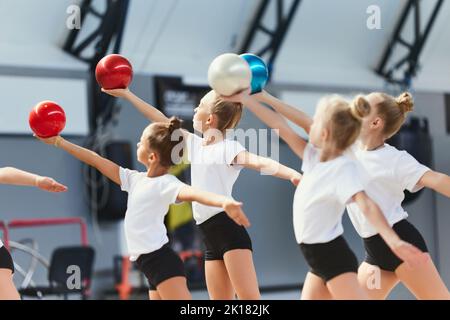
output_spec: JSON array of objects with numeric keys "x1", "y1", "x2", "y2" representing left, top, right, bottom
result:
[
  {"x1": 376, "y1": 0, "x2": 444, "y2": 88},
  {"x1": 239, "y1": 0, "x2": 302, "y2": 81},
  {"x1": 63, "y1": 0, "x2": 130, "y2": 131}
]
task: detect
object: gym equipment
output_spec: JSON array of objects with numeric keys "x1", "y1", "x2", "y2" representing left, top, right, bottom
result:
[
  {"x1": 207, "y1": 53, "x2": 251, "y2": 96},
  {"x1": 95, "y1": 54, "x2": 133, "y2": 90},
  {"x1": 240, "y1": 53, "x2": 269, "y2": 94},
  {"x1": 29, "y1": 101, "x2": 66, "y2": 138},
  {"x1": 3, "y1": 218, "x2": 95, "y2": 300}
]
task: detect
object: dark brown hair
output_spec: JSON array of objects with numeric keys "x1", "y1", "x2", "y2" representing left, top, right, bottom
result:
[{"x1": 147, "y1": 117, "x2": 184, "y2": 167}]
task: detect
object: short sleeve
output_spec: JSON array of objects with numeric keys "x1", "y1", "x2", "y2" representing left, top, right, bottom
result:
[
  {"x1": 395, "y1": 151, "x2": 431, "y2": 193},
  {"x1": 301, "y1": 143, "x2": 320, "y2": 173},
  {"x1": 336, "y1": 162, "x2": 364, "y2": 204},
  {"x1": 224, "y1": 140, "x2": 246, "y2": 167},
  {"x1": 119, "y1": 167, "x2": 141, "y2": 192},
  {"x1": 186, "y1": 133, "x2": 201, "y2": 162},
  {"x1": 162, "y1": 176, "x2": 186, "y2": 204}
]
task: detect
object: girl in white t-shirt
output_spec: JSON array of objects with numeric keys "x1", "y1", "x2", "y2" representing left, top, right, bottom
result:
[
  {"x1": 249, "y1": 90, "x2": 450, "y2": 299},
  {"x1": 346, "y1": 92, "x2": 450, "y2": 299},
  {"x1": 0, "y1": 168, "x2": 67, "y2": 300},
  {"x1": 226, "y1": 91, "x2": 427, "y2": 299},
  {"x1": 37, "y1": 117, "x2": 250, "y2": 300},
  {"x1": 102, "y1": 88, "x2": 301, "y2": 300}
]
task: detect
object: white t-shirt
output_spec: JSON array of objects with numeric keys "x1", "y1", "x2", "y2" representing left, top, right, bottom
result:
[
  {"x1": 346, "y1": 143, "x2": 430, "y2": 238},
  {"x1": 119, "y1": 167, "x2": 185, "y2": 261},
  {"x1": 293, "y1": 143, "x2": 364, "y2": 244},
  {"x1": 0, "y1": 239, "x2": 3, "y2": 248},
  {"x1": 187, "y1": 133, "x2": 246, "y2": 224}
]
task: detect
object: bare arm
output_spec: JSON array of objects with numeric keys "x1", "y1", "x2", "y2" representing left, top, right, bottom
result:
[
  {"x1": 234, "y1": 151, "x2": 302, "y2": 186},
  {"x1": 222, "y1": 91, "x2": 307, "y2": 159},
  {"x1": 102, "y1": 88, "x2": 192, "y2": 142},
  {"x1": 37, "y1": 136, "x2": 120, "y2": 185},
  {"x1": 102, "y1": 88, "x2": 169, "y2": 123},
  {"x1": 417, "y1": 170, "x2": 450, "y2": 198},
  {"x1": 353, "y1": 191, "x2": 428, "y2": 267},
  {"x1": 0, "y1": 167, "x2": 67, "y2": 192},
  {"x1": 0, "y1": 167, "x2": 44, "y2": 186},
  {"x1": 244, "y1": 96, "x2": 308, "y2": 159},
  {"x1": 257, "y1": 90, "x2": 313, "y2": 134},
  {"x1": 177, "y1": 185, "x2": 250, "y2": 227},
  {"x1": 353, "y1": 191, "x2": 400, "y2": 245}
]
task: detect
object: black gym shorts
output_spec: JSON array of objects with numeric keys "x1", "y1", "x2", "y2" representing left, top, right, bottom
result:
[
  {"x1": 199, "y1": 211, "x2": 253, "y2": 261},
  {"x1": 135, "y1": 244, "x2": 186, "y2": 291},
  {"x1": 0, "y1": 246, "x2": 14, "y2": 273},
  {"x1": 300, "y1": 236, "x2": 359, "y2": 282},
  {"x1": 364, "y1": 219, "x2": 428, "y2": 272}
]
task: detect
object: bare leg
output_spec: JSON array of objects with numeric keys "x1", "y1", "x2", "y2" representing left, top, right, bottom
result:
[
  {"x1": 0, "y1": 269, "x2": 20, "y2": 300},
  {"x1": 395, "y1": 254, "x2": 450, "y2": 300},
  {"x1": 148, "y1": 290, "x2": 161, "y2": 300},
  {"x1": 156, "y1": 277, "x2": 191, "y2": 300},
  {"x1": 358, "y1": 262, "x2": 399, "y2": 300},
  {"x1": 326, "y1": 272, "x2": 369, "y2": 300},
  {"x1": 301, "y1": 272, "x2": 332, "y2": 300},
  {"x1": 205, "y1": 260, "x2": 235, "y2": 300},
  {"x1": 223, "y1": 249, "x2": 260, "y2": 300}
]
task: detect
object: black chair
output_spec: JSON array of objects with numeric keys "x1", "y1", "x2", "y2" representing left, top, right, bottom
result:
[{"x1": 19, "y1": 246, "x2": 95, "y2": 300}]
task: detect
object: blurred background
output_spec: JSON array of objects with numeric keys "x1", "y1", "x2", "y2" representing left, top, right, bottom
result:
[{"x1": 0, "y1": 0, "x2": 449, "y2": 300}]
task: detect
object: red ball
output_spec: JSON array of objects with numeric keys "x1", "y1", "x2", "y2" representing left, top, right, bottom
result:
[
  {"x1": 95, "y1": 54, "x2": 133, "y2": 90},
  {"x1": 29, "y1": 101, "x2": 66, "y2": 138}
]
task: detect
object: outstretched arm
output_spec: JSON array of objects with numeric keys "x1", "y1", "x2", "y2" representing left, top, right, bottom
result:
[
  {"x1": 102, "y1": 88, "x2": 192, "y2": 141},
  {"x1": 177, "y1": 185, "x2": 250, "y2": 227},
  {"x1": 0, "y1": 167, "x2": 67, "y2": 192},
  {"x1": 102, "y1": 88, "x2": 169, "y2": 123},
  {"x1": 245, "y1": 96, "x2": 308, "y2": 159},
  {"x1": 417, "y1": 170, "x2": 450, "y2": 198},
  {"x1": 234, "y1": 151, "x2": 302, "y2": 186},
  {"x1": 223, "y1": 91, "x2": 307, "y2": 159},
  {"x1": 353, "y1": 191, "x2": 428, "y2": 268},
  {"x1": 256, "y1": 90, "x2": 313, "y2": 134},
  {"x1": 36, "y1": 136, "x2": 120, "y2": 185}
]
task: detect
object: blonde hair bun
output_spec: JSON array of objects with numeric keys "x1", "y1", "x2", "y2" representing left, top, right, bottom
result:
[
  {"x1": 396, "y1": 92, "x2": 414, "y2": 114},
  {"x1": 349, "y1": 95, "x2": 371, "y2": 120}
]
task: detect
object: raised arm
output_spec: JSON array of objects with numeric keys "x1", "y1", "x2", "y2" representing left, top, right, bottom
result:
[
  {"x1": 102, "y1": 88, "x2": 192, "y2": 142},
  {"x1": 256, "y1": 90, "x2": 313, "y2": 134},
  {"x1": 102, "y1": 88, "x2": 169, "y2": 123},
  {"x1": 417, "y1": 170, "x2": 450, "y2": 198},
  {"x1": 177, "y1": 185, "x2": 250, "y2": 227},
  {"x1": 245, "y1": 95, "x2": 307, "y2": 159},
  {"x1": 221, "y1": 90, "x2": 307, "y2": 158},
  {"x1": 0, "y1": 167, "x2": 67, "y2": 192},
  {"x1": 234, "y1": 151, "x2": 302, "y2": 186},
  {"x1": 37, "y1": 136, "x2": 120, "y2": 185},
  {"x1": 353, "y1": 191, "x2": 428, "y2": 268}
]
